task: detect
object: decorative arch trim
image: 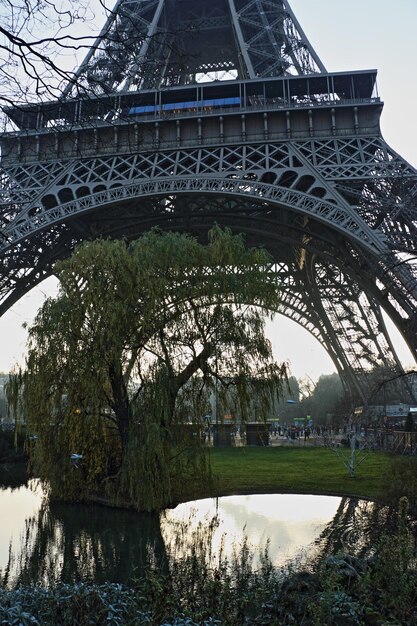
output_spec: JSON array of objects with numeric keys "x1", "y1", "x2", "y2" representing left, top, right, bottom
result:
[{"x1": 1, "y1": 177, "x2": 386, "y2": 254}]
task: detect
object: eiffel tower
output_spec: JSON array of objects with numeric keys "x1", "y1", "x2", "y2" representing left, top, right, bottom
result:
[{"x1": 1, "y1": 0, "x2": 417, "y2": 403}]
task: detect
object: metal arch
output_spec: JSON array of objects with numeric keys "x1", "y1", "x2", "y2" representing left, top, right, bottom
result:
[
  {"x1": 0, "y1": 193, "x2": 413, "y2": 402},
  {"x1": 3, "y1": 156, "x2": 416, "y2": 341},
  {"x1": 2, "y1": 130, "x2": 416, "y2": 353},
  {"x1": 280, "y1": 250, "x2": 406, "y2": 402},
  {"x1": 6, "y1": 137, "x2": 415, "y2": 213},
  {"x1": 0, "y1": 177, "x2": 387, "y2": 255},
  {"x1": 304, "y1": 255, "x2": 407, "y2": 400},
  {"x1": 274, "y1": 270, "x2": 352, "y2": 372},
  {"x1": 0, "y1": 214, "x2": 377, "y2": 394},
  {"x1": 1, "y1": 0, "x2": 416, "y2": 402}
]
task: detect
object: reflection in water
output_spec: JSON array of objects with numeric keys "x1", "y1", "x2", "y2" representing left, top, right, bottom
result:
[
  {"x1": 0, "y1": 464, "x2": 29, "y2": 490},
  {"x1": 0, "y1": 482, "x2": 408, "y2": 589},
  {"x1": 2, "y1": 492, "x2": 166, "y2": 588},
  {"x1": 313, "y1": 496, "x2": 402, "y2": 563},
  {"x1": 161, "y1": 494, "x2": 343, "y2": 569}
]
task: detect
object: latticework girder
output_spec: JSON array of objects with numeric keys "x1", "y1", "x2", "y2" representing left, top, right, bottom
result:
[
  {"x1": 1, "y1": 0, "x2": 417, "y2": 402},
  {"x1": 62, "y1": 0, "x2": 325, "y2": 97}
]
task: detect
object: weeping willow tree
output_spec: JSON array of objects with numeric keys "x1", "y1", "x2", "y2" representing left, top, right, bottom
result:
[{"x1": 16, "y1": 226, "x2": 287, "y2": 511}]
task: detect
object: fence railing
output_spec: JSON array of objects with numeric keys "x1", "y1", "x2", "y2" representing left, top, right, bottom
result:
[{"x1": 366, "y1": 429, "x2": 417, "y2": 455}]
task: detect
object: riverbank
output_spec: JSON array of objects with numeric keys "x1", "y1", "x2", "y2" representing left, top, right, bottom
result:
[
  {"x1": 0, "y1": 447, "x2": 412, "y2": 625},
  {"x1": 0, "y1": 443, "x2": 392, "y2": 507},
  {"x1": 1, "y1": 446, "x2": 390, "y2": 508},
  {"x1": 75, "y1": 446, "x2": 393, "y2": 510},
  {"x1": 198, "y1": 447, "x2": 391, "y2": 504}
]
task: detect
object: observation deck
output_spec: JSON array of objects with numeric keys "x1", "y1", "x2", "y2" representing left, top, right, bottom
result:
[{"x1": 1, "y1": 70, "x2": 381, "y2": 165}]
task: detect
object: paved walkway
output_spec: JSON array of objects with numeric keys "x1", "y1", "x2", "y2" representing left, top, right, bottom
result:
[{"x1": 231, "y1": 434, "x2": 322, "y2": 447}]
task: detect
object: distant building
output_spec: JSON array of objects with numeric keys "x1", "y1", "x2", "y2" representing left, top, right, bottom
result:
[{"x1": 354, "y1": 403, "x2": 417, "y2": 427}]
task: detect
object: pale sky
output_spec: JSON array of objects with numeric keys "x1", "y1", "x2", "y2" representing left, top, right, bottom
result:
[
  {"x1": 0, "y1": 0, "x2": 416, "y2": 379},
  {"x1": 163, "y1": 494, "x2": 341, "y2": 567}
]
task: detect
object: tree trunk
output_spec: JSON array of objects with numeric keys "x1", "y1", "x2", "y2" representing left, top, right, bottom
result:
[{"x1": 109, "y1": 360, "x2": 130, "y2": 453}]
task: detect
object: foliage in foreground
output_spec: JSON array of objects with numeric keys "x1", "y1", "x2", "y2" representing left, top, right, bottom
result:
[
  {"x1": 382, "y1": 454, "x2": 417, "y2": 516},
  {"x1": 1, "y1": 497, "x2": 416, "y2": 625}
]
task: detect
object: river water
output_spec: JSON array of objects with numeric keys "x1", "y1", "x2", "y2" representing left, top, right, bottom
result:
[{"x1": 0, "y1": 465, "x2": 401, "y2": 588}]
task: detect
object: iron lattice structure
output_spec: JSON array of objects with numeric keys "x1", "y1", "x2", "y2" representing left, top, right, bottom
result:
[{"x1": 1, "y1": 0, "x2": 417, "y2": 402}]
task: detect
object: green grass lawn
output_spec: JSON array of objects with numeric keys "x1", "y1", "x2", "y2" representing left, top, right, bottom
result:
[{"x1": 198, "y1": 446, "x2": 392, "y2": 502}]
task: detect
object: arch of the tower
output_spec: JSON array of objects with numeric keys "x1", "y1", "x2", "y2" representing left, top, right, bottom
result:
[
  {"x1": 0, "y1": 182, "x2": 413, "y2": 402},
  {"x1": 1, "y1": 0, "x2": 417, "y2": 409}
]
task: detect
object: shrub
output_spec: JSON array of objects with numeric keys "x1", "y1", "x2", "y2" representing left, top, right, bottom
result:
[
  {"x1": 0, "y1": 583, "x2": 151, "y2": 626},
  {"x1": 381, "y1": 455, "x2": 417, "y2": 515}
]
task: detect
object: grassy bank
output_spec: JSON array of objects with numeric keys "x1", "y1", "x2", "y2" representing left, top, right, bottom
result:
[{"x1": 193, "y1": 446, "x2": 392, "y2": 503}]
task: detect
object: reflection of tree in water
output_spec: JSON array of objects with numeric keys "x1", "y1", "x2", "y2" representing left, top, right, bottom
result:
[
  {"x1": 2, "y1": 494, "x2": 415, "y2": 589},
  {"x1": 0, "y1": 464, "x2": 29, "y2": 490},
  {"x1": 2, "y1": 499, "x2": 235, "y2": 589},
  {"x1": 160, "y1": 499, "x2": 405, "y2": 575},
  {"x1": 2, "y1": 500, "x2": 168, "y2": 588},
  {"x1": 312, "y1": 497, "x2": 406, "y2": 564},
  {"x1": 161, "y1": 506, "x2": 221, "y2": 566}
]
